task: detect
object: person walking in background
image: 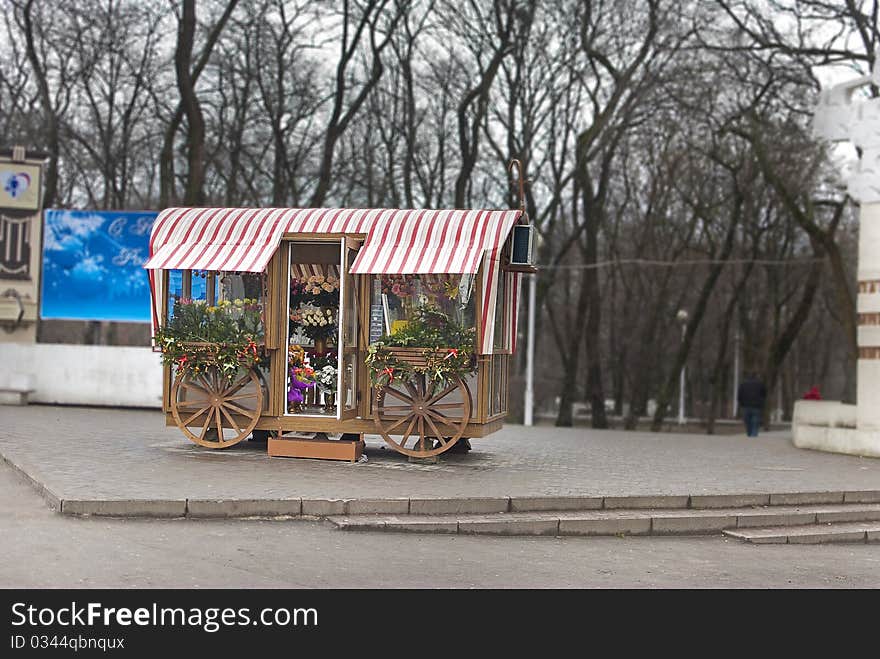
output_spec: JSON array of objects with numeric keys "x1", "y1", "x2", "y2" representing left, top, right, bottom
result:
[
  {"x1": 737, "y1": 372, "x2": 767, "y2": 437},
  {"x1": 803, "y1": 386, "x2": 822, "y2": 400}
]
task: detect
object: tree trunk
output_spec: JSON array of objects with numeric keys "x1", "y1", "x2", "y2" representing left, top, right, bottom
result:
[
  {"x1": 651, "y1": 201, "x2": 741, "y2": 430},
  {"x1": 175, "y1": 0, "x2": 206, "y2": 206},
  {"x1": 22, "y1": 0, "x2": 59, "y2": 209}
]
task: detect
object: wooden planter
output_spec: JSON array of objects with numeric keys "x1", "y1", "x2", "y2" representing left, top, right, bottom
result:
[
  {"x1": 268, "y1": 433, "x2": 364, "y2": 462},
  {"x1": 386, "y1": 346, "x2": 450, "y2": 368}
]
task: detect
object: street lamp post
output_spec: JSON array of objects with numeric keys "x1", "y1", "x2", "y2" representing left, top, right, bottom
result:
[
  {"x1": 731, "y1": 329, "x2": 740, "y2": 418},
  {"x1": 676, "y1": 309, "x2": 689, "y2": 425},
  {"x1": 524, "y1": 273, "x2": 536, "y2": 426}
]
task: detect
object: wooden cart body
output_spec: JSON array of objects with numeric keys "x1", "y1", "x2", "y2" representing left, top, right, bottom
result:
[{"x1": 145, "y1": 207, "x2": 532, "y2": 458}]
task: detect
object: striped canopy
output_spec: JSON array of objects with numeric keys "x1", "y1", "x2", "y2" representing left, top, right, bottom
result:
[
  {"x1": 144, "y1": 207, "x2": 522, "y2": 274},
  {"x1": 145, "y1": 207, "x2": 523, "y2": 354}
]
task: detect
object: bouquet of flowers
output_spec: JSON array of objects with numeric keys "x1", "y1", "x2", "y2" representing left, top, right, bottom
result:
[
  {"x1": 315, "y1": 364, "x2": 338, "y2": 393},
  {"x1": 300, "y1": 307, "x2": 336, "y2": 341},
  {"x1": 288, "y1": 365, "x2": 316, "y2": 405},
  {"x1": 309, "y1": 347, "x2": 336, "y2": 370},
  {"x1": 381, "y1": 274, "x2": 417, "y2": 298},
  {"x1": 294, "y1": 274, "x2": 339, "y2": 307}
]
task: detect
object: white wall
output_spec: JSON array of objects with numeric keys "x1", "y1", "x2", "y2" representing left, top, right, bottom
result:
[
  {"x1": 792, "y1": 400, "x2": 880, "y2": 458},
  {"x1": 0, "y1": 343, "x2": 163, "y2": 408}
]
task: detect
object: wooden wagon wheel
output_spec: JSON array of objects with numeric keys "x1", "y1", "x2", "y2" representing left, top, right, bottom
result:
[
  {"x1": 374, "y1": 372, "x2": 471, "y2": 457},
  {"x1": 171, "y1": 366, "x2": 264, "y2": 449}
]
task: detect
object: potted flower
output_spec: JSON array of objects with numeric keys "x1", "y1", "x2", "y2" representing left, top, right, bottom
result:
[
  {"x1": 300, "y1": 306, "x2": 336, "y2": 353},
  {"x1": 315, "y1": 364, "x2": 338, "y2": 412}
]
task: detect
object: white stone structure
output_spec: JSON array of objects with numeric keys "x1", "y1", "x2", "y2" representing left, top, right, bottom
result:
[
  {"x1": 797, "y1": 58, "x2": 880, "y2": 457},
  {"x1": 0, "y1": 343, "x2": 162, "y2": 408}
]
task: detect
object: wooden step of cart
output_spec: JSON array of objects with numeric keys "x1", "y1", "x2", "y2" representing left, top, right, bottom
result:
[{"x1": 268, "y1": 433, "x2": 365, "y2": 462}]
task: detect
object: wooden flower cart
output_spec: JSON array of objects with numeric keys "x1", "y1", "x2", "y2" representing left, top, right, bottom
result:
[{"x1": 146, "y1": 196, "x2": 534, "y2": 460}]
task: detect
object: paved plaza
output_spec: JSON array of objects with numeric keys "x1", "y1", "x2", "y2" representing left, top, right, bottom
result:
[{"x1": 2, "y1": 404, "x2": 879, "y2": 511}]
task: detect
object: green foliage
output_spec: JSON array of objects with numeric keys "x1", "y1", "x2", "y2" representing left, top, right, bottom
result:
[
  {"x1": 366, "y1": 305, "x2": 476, "y2": 389},
  {"x1": 155, "y1": 297, "x2": 265, "y2": 379}
]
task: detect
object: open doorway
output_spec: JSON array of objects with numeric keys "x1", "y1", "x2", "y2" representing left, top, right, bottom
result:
[{"x1": 285, "y1": 240, "x2": 359, "y2": 420}]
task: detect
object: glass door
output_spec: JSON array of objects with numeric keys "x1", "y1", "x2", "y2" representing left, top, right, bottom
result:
[
  {"x1": 286, "y1": 241, "x2": 341, "y2": 417},
  {"x1": 337, "y1": 238, "x2": 360, "y2": 420}
]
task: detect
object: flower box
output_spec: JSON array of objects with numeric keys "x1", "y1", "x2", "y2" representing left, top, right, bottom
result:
[
  {"x1": 384, "y1": 346, "x2": 439, "y2": 368},
  {"x1": 268, "y1": 434, "x2": 364, "y2": 462}
]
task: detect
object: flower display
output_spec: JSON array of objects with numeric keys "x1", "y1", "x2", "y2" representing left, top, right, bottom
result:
[
  {"x1": 315, "y1": 364, "x2": 338, "y2": 392},
  {"x1": 300, "y1": 306, "x2": 336, "y2": 342},
  {"x1": 155, "y1": 296, "x2": 264, "y2": 379},
  {"x1": 366, "y1": 305, "x2": 477, "y2": 389},
  {"x1": 289, "y1": 272, "x2": 340, "y2": 345},
  {"x1": 291, "y1": 274, "x2": 339, "y2": 308},
  {"x1": 381, "y1": 274, "x2": 417, "y2": 298}
]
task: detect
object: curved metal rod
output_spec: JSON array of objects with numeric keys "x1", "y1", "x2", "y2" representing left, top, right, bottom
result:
[{"x1": 507, "y1": 159, "x2": 525, "y2": 213}]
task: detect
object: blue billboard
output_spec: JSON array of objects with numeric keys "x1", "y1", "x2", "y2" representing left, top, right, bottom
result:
[{"x1": 41, "y1": 209, "x2": 157, "y2": 322}]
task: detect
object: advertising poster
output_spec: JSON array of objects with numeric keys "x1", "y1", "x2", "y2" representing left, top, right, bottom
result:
[{"x1": 41, "y1": 209, "x2": 157, "y2": 322}]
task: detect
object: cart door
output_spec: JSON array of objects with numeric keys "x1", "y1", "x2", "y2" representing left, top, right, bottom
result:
[{"x1": 337, "y1": 238, "x2": 361, "y2": 420}]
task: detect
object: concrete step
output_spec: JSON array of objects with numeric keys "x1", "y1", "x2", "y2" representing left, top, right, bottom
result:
[
  {"x1": 723, "y1": 522, "x2": 880, "y2": 544},
  {"x1": 327, "y1": 502, "x2": 880, "y2": 537}
]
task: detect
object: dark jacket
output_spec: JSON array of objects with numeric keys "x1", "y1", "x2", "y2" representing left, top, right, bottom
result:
[{"x1": 737, "y1": 378, "x2": 767, "y2": 409}]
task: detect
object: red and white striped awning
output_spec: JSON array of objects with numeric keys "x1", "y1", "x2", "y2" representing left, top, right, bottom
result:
[{"x1": 144, "y1": 207, "x2": 522, "y2": 274}]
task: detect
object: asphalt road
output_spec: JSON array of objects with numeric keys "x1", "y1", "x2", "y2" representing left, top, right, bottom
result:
[{"x1": 2, "y1": 462, "x2": 879, "y2": 589}]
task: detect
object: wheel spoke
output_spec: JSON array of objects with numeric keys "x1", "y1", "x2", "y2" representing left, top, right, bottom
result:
[
  {"x1": 176, "y1": 397, "x2": 211, "y2": 408},
  {"x1": 220, "y1": 376, "x2": 250, "y2": 399},
  {"x1": 180, "y1": 380, "x2": 211, "y2": 396},
  {"x1": 425, "y1": 408, "x2": 456, "y2": 425},
  {"x1": 182, "y1": 405, "x2": 211, "y2": 426},
  {"x1": 429, "y1": 403, "x2": 464, "y2": 410},
  {"x1": 424, "y1": 382, "x2": 458, "y2": 407},
  {"x1": 424, "y1": 416, "x2": 447, "y2": 444},
  {"x1": 398, "y1": 416, "x2": 418, "y2": 448},
  {"x1": 197, "y1": 412, "x2": 213, "y2": 441},
  {"x1": 224, "y1": 401, "x2": 258, "y2": 419},
  {"x1": 211, "y1": 370, "x2": 226, "y2": 394},
  {"x1": 223, "y1": 391, "x2": 259, "y2": 403},
  {"x1": 376, "y1": 404, "x2": 415, "y2": 411},
  {"x1": 218, "y1": 404, "x2": 241, "y2": 435},
  {"x1": 197, "y1": 372, "x2": 215, "y2": 394},
  {"x1": 385, "y1": 388, "x2": 414, "y2": 404},
  {"x1": 202, "y1": 369, "x2": 215, "y2": 391},
  {"x1": 418, "y1": 417, "x2": 427, "y2": 452},
  {"x1": 214, "y1": 407, "x2": 224, "y2": 441},
  {"x1": 404, "y1": 379, "x2": 421, "y2": 400},
  {"x1": 383, "y1": 414, "x2": 414, "y2": 434}
]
